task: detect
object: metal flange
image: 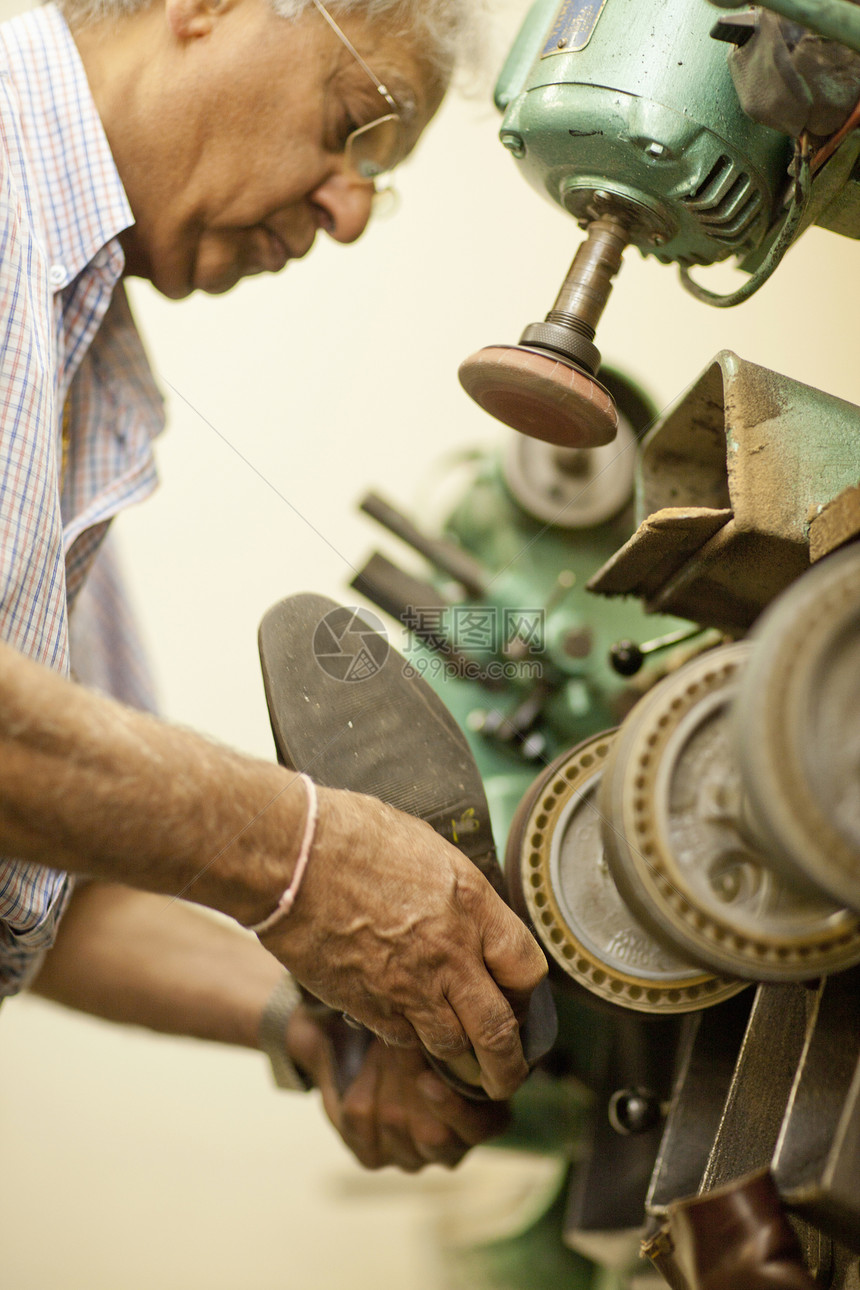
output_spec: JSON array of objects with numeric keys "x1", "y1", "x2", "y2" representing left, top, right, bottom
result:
[
  {"x1": 598, "y1": 643, "x2": 860, "y2": 981},
  {"x1": 736, "y1": 543, "x2": 860, "y2": 912},
  {"x1": 502, "y1": 417, "x2": 637, "y2": 529},
  {"x1": 505, "y1": 732, "x2": 744, "y2": 1013}
]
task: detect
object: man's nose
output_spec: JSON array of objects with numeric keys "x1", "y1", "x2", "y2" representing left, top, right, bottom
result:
[{"x1": 310, "y1": 173, "x2": 374, "y2": 244}]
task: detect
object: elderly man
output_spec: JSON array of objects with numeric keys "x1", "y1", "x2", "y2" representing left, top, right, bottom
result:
[{"x1": 0, "y1": 0, "x2": 546, "y2": 1171}]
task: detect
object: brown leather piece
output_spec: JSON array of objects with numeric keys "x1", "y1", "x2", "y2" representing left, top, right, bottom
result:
[{"x1": 661, "y1": 1171, "x2": 817, "y2": 1290}]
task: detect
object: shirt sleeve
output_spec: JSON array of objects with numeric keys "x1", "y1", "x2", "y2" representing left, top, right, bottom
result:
[{"x1": 0, "y1": 75, "x2": 73, "y2": 996}]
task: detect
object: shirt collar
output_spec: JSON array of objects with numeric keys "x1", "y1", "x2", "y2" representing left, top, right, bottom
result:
[{"x1": 1, "y1": 3, "x2": 134, "y2": 289}]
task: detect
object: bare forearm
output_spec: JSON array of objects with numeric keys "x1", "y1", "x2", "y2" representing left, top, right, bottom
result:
[
  {"x1": 0, "y1": 638, "x2": 303, "y2": 926},
  {"x1": 30, "y1": 882, "x2": 283, "y2": 1048}
]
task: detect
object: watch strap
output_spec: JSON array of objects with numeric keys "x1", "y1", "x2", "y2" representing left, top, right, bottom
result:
[{"x1": 258, "y1": 974, "x2": 313, "y2": 1092}]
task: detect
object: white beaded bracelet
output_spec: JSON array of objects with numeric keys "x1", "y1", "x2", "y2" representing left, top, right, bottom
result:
[{"x1": 248, "y1": 773, "x2": 318, "y2": 935}]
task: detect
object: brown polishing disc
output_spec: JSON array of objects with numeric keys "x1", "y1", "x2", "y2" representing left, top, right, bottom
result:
[{"x1": 459, "y1": 345, "x2": 618, "y2": 448}]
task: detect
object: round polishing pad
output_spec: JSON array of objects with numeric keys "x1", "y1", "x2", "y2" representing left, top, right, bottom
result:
[{"x1": 459, "y1": 345, "x2": 618, "y2": 448}]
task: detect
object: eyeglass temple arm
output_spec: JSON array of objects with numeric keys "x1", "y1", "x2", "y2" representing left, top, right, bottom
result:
[{"x1": 309, "y1": 0, "x2": 398, "y2": 111}]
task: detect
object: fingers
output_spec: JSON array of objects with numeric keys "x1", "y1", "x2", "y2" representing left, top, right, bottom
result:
[
  {"x1": 410, "y1": 883, "x2": 548, "y2": 1102},
  {"x1": 289, "y1": 1011, "x2": 351, "y2": 1139},
  {"x1": 335, "y1": 1044, "x2": 508, "y2": 1172},
  {"x1": 439, "y1": 973, "x2": 528, "y2": 1101},
  {"x1": 339, "y1": 1044, "x2": 436, "y2": 1172},
  {"x1": 371, "y1": 1047, "x2": 439, "y2": 1173},
  {"x1": 404, "y1": 987, "x2": 524, "y2": 1104},
  {"x1": 480, "y1": 895, "x2": 549, "y2": 1001},
  {"x1": 337, "y1": 1041, "x2": 388, "y2": 1169},
  {"x1": 415, "y1": 1070, "x2": 510, "y2": 1150},
  {"x1": 463, "y1": 887, "x2": 548, "y2": 1098},
  {"x1": 371, "y1": 1048, "x2": 506, "y2": 1170}
]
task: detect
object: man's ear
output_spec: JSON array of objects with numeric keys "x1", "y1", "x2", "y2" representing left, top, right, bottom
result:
[{"x1": 165, "y1": 0, "x2": 233, "y2": 40}]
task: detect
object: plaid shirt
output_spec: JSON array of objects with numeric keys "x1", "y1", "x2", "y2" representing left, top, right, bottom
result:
[{"x1": 0, "y1": 4, "x2": 164, "y2": 994}]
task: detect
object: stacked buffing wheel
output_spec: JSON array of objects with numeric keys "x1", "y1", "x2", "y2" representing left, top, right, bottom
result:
[
  {"x1": 599, "y1": 642, "x2": 860, "y2": 983},
  {"x1": 735, "y1": 543, "x2": 860, "y2": 913},
  {"x1": 506, "y1": 546, "x2": 860, "y2": 1011},
  {"x1": 506, "y1": 732, "x2": 746, "y2": 1014}
]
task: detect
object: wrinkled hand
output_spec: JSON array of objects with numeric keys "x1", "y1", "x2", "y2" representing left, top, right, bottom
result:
[
  {"x1": 288, "y1": 1006, "x2": 510, "y2": 1171},
  {"x1": 259, "y1": 787, "x2": 547, "y2": 1100}
]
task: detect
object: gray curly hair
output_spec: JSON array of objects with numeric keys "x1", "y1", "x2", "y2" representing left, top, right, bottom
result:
[{"x1": 56, "y1": 0, "x2": 484, "y2": 77}]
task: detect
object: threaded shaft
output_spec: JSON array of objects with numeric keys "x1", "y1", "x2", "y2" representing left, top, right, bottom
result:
[
  {"x1": 548, "y1": 215, "x2": 631, "y2": 336},
  {"x1": 544, "y1": 313, "x2": 596, "y2": 341}
]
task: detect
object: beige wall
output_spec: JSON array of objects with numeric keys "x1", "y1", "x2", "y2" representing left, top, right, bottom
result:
[{"x1": 2, "y1": 0, "x2": 860, "y2": 1284}]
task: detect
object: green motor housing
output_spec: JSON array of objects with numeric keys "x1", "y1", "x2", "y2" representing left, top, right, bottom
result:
[{"x1": 496, "y1": 0, "x2": 793, "y2": 267}]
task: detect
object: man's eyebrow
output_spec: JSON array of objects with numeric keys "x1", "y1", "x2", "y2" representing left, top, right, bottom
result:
[{"x1": 331, "y1": 58, "x2": 414, "y2": 116}]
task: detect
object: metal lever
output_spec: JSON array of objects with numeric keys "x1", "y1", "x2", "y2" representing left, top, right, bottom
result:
[
  {"x1": 359, "y1": 491, "x2": 488, "y2": 597},
  {"x1": 609, "y1": 625, "x2": 705, "y2": 676}
]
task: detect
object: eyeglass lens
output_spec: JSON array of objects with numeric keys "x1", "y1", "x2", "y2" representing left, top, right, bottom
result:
[{"x1": 344, "y1": 114, "x2": 404, "y2": 180}]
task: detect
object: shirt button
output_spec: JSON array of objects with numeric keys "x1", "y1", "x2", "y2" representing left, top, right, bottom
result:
[{"x1": 49, "y1": 264, "x2": 66, "y2": 287}]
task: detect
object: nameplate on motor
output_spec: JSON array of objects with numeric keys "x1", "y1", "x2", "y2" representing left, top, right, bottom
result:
[{"x1": 541, "y1": 0, "x2": 608, "y2": 57}]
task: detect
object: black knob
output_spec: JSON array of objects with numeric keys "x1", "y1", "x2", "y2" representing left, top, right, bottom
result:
[
  {"x1": 608, "y1": 1086, "x2": 661, "y2": 1135},
  {"x1": 610, "y1": 639, "x2": 644, "y2": 676}
]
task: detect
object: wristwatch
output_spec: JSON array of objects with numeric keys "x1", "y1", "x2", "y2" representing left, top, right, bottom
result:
[{"x1": 258, "y1": 974, "x2": 313, "y2": 1092}]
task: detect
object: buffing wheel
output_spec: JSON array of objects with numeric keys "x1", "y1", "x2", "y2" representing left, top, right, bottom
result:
[{"x1": 459, "y1": 344, "x2": 618, "y2": 448}]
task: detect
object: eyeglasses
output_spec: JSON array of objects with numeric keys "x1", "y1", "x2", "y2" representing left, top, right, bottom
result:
[{"x1": 310, "y1": 0, "x2": 406, "y2": 182}]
